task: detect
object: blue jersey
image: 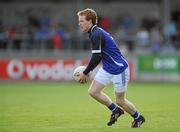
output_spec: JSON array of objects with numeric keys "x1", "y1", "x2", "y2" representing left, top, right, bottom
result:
[{"x1": 88, "y1": 25, "x2": 128, "y2": 75}]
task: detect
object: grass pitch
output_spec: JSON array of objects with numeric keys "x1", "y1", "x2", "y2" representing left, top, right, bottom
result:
[{"x1": 0, "y1": 82, "x2": 180, "y2": 132}]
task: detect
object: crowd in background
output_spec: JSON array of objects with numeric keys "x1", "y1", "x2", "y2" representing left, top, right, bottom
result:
[
  {"x1": 114, "y1": 15, "x2": 180, "y2": 54},
  {"x1": 0, "y1": 8, "x2": 180, "y2": 54}
]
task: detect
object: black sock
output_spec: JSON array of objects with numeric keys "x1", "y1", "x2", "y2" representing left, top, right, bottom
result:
[
  {"x1": 131, "y1": 111, "x2": 140, "y2": 120},
  {"x1": 108, "y1": 103, "x2": 118, "y2": 112}
]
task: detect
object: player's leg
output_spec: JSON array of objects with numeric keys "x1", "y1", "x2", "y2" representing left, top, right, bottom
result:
[
  {"x1": 115, "y1": 92, "x2": 145, "y2": 128},
  {"x1": 89, "y1": 68, "x2": 124, "y2": 126},
  {"x1": 113, "y1": 68, "x2": 145, "y2": 128},
  {"x1": 115, "y1": 91, "x2": 136, "y2": 115},
  {"x1": 88, "y1": 80, "x2": 111, "y2": 106},
  {"x1": 88, "y1": 68, "x2": 112, "y2": 106}
]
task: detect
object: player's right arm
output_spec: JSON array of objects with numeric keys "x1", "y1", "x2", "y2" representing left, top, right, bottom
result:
[{"x1": 83, "y1": 32, "x2": 104, "y2": 75}]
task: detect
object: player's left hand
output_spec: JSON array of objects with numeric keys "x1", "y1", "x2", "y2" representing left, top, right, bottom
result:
[{"x1": 79, "y1": 73, "x2": 87, "y2": 84}]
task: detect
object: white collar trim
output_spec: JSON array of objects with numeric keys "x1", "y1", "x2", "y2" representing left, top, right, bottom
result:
[{"x1": 91, "y1": 25, "x2": 97, "y2": 33}]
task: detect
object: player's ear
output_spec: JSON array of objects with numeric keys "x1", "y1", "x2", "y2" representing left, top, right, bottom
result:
[{"x1": 88, "y1": 19, "x2": 92, "y2": 24}]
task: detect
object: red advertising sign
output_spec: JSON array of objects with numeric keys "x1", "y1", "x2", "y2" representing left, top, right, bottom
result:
[
  {"x1": 0, "y1": 59, "x2": 133, "y2": 81},
  {"x1": 0, "y1": 59, "x2": 88, "y2": 81}
]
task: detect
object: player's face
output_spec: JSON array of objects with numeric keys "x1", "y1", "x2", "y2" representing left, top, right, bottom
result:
[{"x1": 78, "y1": 15, "x2": 92, "y2": 32}]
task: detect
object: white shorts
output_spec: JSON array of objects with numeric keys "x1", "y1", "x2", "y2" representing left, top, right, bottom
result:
[{"x1": 94, "y1": 67, "x2": 130, "y2": 93}]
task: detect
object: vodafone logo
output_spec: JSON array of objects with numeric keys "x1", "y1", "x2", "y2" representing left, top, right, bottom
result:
[
  {"x1": 6, "y1": 59, "x2": 82, "y2": 80},
  {"x1": 7, "y1": 60, "x2": 24, "y2": 79}
]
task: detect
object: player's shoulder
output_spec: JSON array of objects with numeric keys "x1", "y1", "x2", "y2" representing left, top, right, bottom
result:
[{"x1": 91, "y1": 26, "x2": 103, "y2": 38}]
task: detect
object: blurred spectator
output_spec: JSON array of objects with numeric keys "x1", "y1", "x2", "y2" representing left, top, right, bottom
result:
[
  {"x1": 0, "y1": 20, "x2": 7, "y2": 49},
  {"x1": 53, "y1": 23, "x2": 72, "y2": 49},
  {"x1": 175, "y1": 29, "x2": 180, "y2": 49},
  {"x1": 52, "y1": 23, "x2": 63, "y2": 49},
  {"x1": 40, "y1": 15, "x2": 50, "y2": 27},
  {"x1": 115, "y1": 26, "x2": 135, "y2": 52},
  {"x1": 122, "y1": 15, "x2": 134, "y2": 30},
  {"x1": 163, "y1": 20, "x2": 177, "y2": 40},
  {"x1": 98, "y1": 15, "x2": 112, "y2": 31},
  {"x1": 162, "y1": 43, "x2": 175, "y2": 53},
  {"x1": 33, "y1": 25, "x2": 52, "y2": 49},
  {"x1": 150, "y1": 26, "x2": 163, "y2": 53},
  {"x1": 6, "y1": 26, "x2": 17, "y2": 39},
  {"x1": 136, "y1": 27, "x2": 149, "y2": 46},
  {"x1": 6, "y1": 25, "x2": 21, "y2": 50},
  {"x1": 28, "y1": 14, "x2": 40, "y2": 29},
  {"x1": 141, "y1": 16, "x2": 159, "y2": 31},
  {"x1": 52, "y1": 33, "x2": 62, "y2": 49}
]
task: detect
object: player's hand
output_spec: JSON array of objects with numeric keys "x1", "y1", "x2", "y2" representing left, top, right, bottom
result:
[{"x1": 78, "y1": 73, "x2": 87, "y2": 84}]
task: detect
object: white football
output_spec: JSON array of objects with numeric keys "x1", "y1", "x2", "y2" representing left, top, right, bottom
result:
[{"x1": 73, "y1": 66, "x2": 88, "y2": 82}]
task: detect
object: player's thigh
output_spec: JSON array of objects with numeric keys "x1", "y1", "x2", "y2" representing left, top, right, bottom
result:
[
  {"x1": 112, "y1": 67, "x2": 130, "y2": 93},
  {"x1": 89, "y1": 68, "x2": 112, "y2": 93},
  {"x1": 94, "y1": 67, "x2": 112, "y2": 86},
  {"x1": 88, "y1": 80, "x2": 105, "y2": 94}
]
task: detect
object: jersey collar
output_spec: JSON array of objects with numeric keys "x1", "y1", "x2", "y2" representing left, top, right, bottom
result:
[{"x1": 88, "y1": 25, "x2": 97, "y2": 34}]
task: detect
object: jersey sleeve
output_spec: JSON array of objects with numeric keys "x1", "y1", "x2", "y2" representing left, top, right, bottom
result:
[
  {"x1": 83, "y1": 32, "x2": 104, "y2": 75},
  {"x1": 91, "y1": 32, "x2": 104, "y2": 53}
]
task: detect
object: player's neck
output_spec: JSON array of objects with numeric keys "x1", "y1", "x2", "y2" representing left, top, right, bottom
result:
[{"x1": 88, "y1": 24, "x2": 96, "y2": 33}]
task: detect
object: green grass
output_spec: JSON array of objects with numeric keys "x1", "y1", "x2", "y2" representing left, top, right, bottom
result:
[{"x1": 0, "y1": 82, "x2": 180, "y2": 132}]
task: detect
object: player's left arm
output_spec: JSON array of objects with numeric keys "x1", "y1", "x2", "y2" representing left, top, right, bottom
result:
[{"x1": 83, "y1": 32, "x2": 104, "y2": 75}]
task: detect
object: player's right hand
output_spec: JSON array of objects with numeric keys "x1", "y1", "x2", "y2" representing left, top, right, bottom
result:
[{"x1": 78, "y1": 73, "x2": 87, "y2": 84}]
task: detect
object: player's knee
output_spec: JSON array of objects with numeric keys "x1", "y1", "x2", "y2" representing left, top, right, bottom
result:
[{"x1": 88, "y1": 89, "x2": 98, "y2": 97}]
